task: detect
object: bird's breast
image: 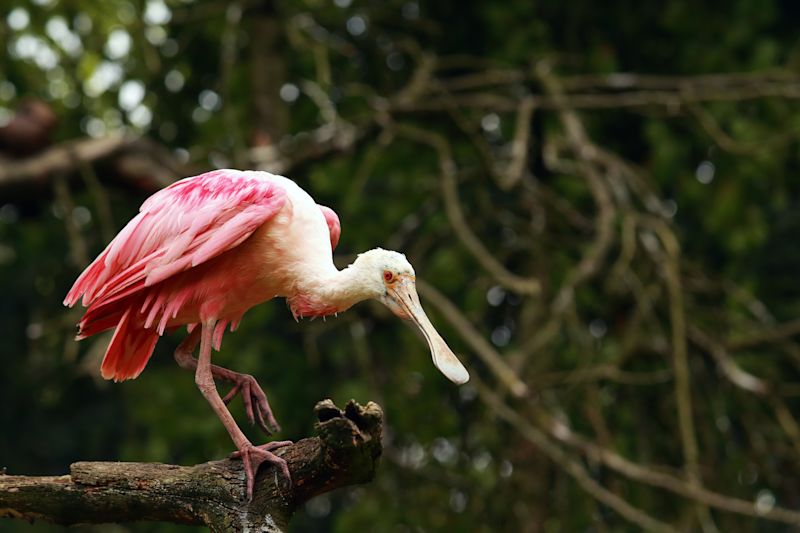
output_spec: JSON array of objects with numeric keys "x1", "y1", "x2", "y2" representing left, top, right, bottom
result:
[{"x1": 249, "y1": 188, "x2": 336, "y2": 291}]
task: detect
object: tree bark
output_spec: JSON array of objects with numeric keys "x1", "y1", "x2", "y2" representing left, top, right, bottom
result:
[{"x1": 0, "y1": 399, "x2": 383, "y2": 532}]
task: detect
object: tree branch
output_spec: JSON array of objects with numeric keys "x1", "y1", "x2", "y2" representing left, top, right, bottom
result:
[
  {"x1": 0, "y1": 399, "x2": 383, "y2": 532},
  {"x1": 0, "y1": 134, "x2": 184, "y2": 194}
]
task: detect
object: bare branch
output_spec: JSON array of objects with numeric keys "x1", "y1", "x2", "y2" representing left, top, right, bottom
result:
[
  {"x1": 391, "y1": 77, "x2": 800, "y2": 112},
  {"x1": 726, "y1": 318, "x2": 800, "y2": 351},
  {"x1": 0, "y1": 399, "x2": 383, "y2": 531},
  {"x1": 499, "y1": 95, "x2": 536, "y2": 190},
  {"x1": 0, "y1": 135, "x2": 182, "y2": 193},
  {"x1": 390, "y1": 122, "x2": 542, "y2": 296},
  {"x1": 476, "y1": 378, "x2": 680, "y2": 533},
  {"x1": 416, "y1": 279, "x2": 528, "y2": 397},
  {"x1": 639, "y1": 217, "x2": 708, "y2": 526},
  {"x1": 534, "y1": 405, "x2": 800, "y2": 526},
  {"x1": 688, "y1": 325, "x2": 770, "y2": 395}
]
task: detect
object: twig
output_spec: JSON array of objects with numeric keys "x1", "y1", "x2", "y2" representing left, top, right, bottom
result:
[
  {"x1": 475, "y1": 378, "x2": 680, "y2": 533},
  {"x1": 639, "y1": 217, "x2": 708, "y2": 528},
  {"x1": 390, "y1": 122, "x2": 541, "y2": 296},
  {"x1": 533, "y1": 404, "x2": 800, "y2": 526},
  {"x1": 438, "y1": 68, "x2": 798, "y2": 94},
  {"x1": 500, "y1": 95, "x2": 536, "y2": 190},
  {"x1": 726, "y1": 318, "x2": 800, "y2": 351},
  {"x1": 532, "y1": 365, "x2": 672, "y2": 388},
  {"x1": 391, "y1": 80, "x2": 800, "y2": 112},
  {"x1": 688, "y1": 325, "x2": 770, "y2": 395},
  {"x1": 516, "y1": 62, "x2": 616, "y2": 365},
  {"x1": 416, "y1": 279, "x2": 528, "y2": 397}
]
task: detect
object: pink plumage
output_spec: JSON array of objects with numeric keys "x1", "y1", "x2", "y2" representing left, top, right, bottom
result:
[
  {"x1": 318, "y1": 205, "x2": 341, "y2": 250},
  {"x1": 65, "y1": 169, "x2": 335, "y2": 381}
]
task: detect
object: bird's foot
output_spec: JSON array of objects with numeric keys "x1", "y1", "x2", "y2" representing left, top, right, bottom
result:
[
  {"x1": 229, "y1": 440, "x2": 293, "y2": 458},
  {"x1": 233, "y1": 441, "x2": 293, "y2": 501},
  {"x1": 222, "y1": 372, "x2": 281, "y2": 435}
]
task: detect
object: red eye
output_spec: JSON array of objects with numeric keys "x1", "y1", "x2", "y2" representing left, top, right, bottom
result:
[{"x1": 383, "y1": 270, "x2": 394, "y2": 282}]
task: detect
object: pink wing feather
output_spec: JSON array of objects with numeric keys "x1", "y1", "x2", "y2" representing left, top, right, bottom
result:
[
  {"x1": 318, "y1": 205, "x2": 341, "y2": 250},
  {"x1": 65, "y1": 169, "x2": 288, "y2": 381},
  {"x1": 66, "y1": 170, "x2": 287, "y2": 308}
]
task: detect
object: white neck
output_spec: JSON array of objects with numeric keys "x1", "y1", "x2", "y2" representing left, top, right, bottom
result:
[
  {"x1": 290, "y1": 260, "x2": 380, "y2": 317},
  {"x1": 322, "y1": 262, "x2": 378, "y2": 308}
]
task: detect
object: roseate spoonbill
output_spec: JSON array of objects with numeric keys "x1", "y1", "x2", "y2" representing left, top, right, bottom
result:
[{"x1": 65, "y1": 169, "x2": 469, "y2": 499}]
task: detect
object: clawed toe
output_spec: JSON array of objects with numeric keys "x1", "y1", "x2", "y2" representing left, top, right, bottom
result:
[
  {"x1": 233, "y1": 441, "x2": 294, "y2": 501},
  {"x1": 222, "y1": 374, "x2": 281, "y2": 436},
  {"x1": 229, "y1": 440, "x2": 293, "y2": 458}
]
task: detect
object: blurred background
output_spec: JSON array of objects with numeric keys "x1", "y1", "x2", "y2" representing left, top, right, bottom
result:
[{"x1": 3, "y1": 0, "x2": 800, "y2": 531}]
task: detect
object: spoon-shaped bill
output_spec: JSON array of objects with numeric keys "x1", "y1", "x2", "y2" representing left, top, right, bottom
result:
[{"x1": 388, "y1": 278, "x2": 469, "y2": 385}]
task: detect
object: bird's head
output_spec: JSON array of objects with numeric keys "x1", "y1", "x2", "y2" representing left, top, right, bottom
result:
[{"x1": 352, "y1": 249, "x2": 470, "y2": 385}]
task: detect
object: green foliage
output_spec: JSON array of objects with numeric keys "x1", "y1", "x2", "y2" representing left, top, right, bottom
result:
[{"x1": 3, "y1": 0, "x2": 800, "y2": 531}]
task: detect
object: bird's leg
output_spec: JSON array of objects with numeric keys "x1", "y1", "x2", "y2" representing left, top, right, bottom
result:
[
  {"x1": 194, "y1": 320, "x2": 291, "y2": 501},
  {"x1": 174, "y1": 328, "x2": 281, "y2": 435}
]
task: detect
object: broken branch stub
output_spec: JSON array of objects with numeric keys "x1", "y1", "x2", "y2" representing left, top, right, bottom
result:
[{"x1": 0, "y1": 399, "x2": 383, "y2": 532}]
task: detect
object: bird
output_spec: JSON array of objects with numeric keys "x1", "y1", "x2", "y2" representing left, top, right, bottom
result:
[{"x1": 64, "y1": 169, "x2": 469, "y2": 500}]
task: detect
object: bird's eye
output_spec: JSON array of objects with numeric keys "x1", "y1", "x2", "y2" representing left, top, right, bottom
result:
[{"x1": 383, "y1": 270, "x2": 395, "y2": 282}]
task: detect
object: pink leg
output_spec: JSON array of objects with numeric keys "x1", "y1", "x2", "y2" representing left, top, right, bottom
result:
[
  {"x1": 175, "y1": 328, "x2": 281, "y2": 435},
  {"x1": 193, "y1": 320, "x2": 291, "y2": 501}
]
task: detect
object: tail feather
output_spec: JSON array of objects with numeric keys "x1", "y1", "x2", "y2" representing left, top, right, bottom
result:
[
  {"x1": 77, "y1": 282, "x2": 146, "y2": 338},
  {"x1": 64, "y1": 250, "x2": 110, "y2": 307},
  {"x1": 100, "y1": 308, "x2": 159, "y2": 382}
]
